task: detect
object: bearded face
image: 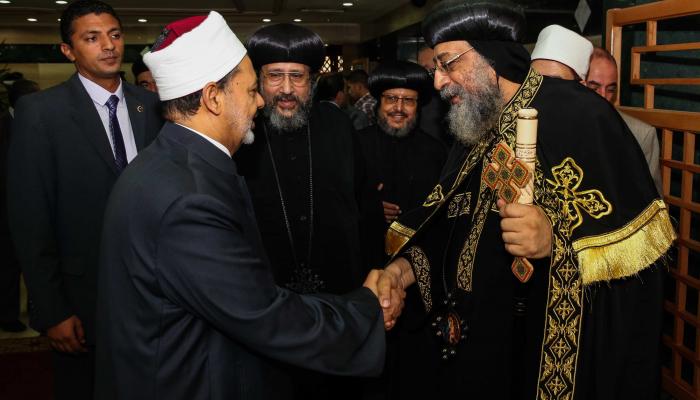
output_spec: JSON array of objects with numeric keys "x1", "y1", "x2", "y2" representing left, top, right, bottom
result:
[
  {"x1": 377, "y1": 88, "x2": 419, "y2": 138},
  {"x1": 432, "y1": 47, "x2": 504, "y2": 146},
  {"x1": 259, "y1": 62, "x2": 313, "y2": 132}
]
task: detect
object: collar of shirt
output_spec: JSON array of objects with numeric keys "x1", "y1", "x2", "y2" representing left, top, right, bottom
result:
[
  {"x1": 8, "y1": 107, "x2": 14, "y2": 118},
  {"x1": 355, "y1": 92, "x2": 373, "y2": 106},
  {"x1": 78, "y1": 73, "x2": 124, "y2": 106},
  {"x1": 175, "y1": 123, "x2": 231, "y2": 158}
]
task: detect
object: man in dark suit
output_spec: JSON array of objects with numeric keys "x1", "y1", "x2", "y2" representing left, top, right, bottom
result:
[
  {"x1": 6, "y1": 1, "x2": 162, "y2": 398},
  {"x1": 95, "y1": 12, "x2": 396, "y2": 399}
]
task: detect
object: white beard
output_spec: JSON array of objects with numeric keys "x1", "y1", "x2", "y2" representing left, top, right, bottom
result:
[{"x1": 242, "y1": 129, "x2": 255, "y2": 145}]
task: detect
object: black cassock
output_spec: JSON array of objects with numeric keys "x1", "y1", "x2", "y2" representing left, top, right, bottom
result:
[
  {"x1": 235, "y1": 103, "x2": 364, "y2": 295},
  {"x1": 386, "y1": 70, "x2": 675, "y2": 399},
  {"x1": 355, "y1": 124, "x2": 447, "y2": 267}
]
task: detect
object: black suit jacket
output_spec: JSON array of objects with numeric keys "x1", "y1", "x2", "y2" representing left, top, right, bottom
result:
[
  {"x1": 95, "y1": 122, "x2": 384, "y2": 399},
  {"x1": 6, "y1": 73, "x2": 162, "y2": 342}
]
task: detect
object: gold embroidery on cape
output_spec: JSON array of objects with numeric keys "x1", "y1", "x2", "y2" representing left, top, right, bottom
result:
[
  {"x1": 407, "y1": 246, "x2": 432, "y2": 313},
  {"x1": 455, "y1": 68, "x2": 543, "y2": 293},
  {"x1": 447, "y1": 192, "x2": 472, "y2": 218},
  {"x1": 385, "y1": 222, "x2": 416, "y2": 256},
  {"x1": 573, "y1": 199, "x2": 676, "y2": 284},
  {"x1": 422, "y1": 184, "x2": 445, "y2": 207},
  {"x1": 546, "y1": 157, "x2": 612, "y2": 236},
  {"x1": 536, "y1": 158, "x2": 583, "y2": 400}
]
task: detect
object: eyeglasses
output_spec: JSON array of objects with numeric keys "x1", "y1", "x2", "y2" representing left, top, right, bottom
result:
[
  {"x1": 263, "y1": 71, "x2": 309, "y2": 86},
  {"x1": 381, "y1": 94, "x2": 418, "y2": 107},
  {"x1": 433, "y1": 47, "x2": 474, "y2": 74}
]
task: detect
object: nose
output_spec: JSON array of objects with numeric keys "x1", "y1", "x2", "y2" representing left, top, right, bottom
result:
[
  {"x1": 256, "y1": 92, "x2": 264, "y2": 109},
  {"x1": 434, "y1": 69, "x2": 450, "y2": 91},
  {"x1": 280, "y1": 75, "x2": 294, "y2": 94},
  {"x1": 101, "y1": 34, "x2": 115, "y2": 51}
]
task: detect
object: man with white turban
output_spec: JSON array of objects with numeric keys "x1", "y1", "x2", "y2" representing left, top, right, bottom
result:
[{"x1": 95, "y1": 12, "x2": 394, "y2": 399}]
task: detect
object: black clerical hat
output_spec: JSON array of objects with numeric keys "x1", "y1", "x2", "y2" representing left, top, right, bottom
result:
[
  {"x1": 421, "y1": 0, "x2": 530, "y2": 83},
  {"x1": 246, "y1": 23, "x2": 325, "y2": 72},
  {"x1": 368, "y1": 61, "x2": 433, "y2": 106}
]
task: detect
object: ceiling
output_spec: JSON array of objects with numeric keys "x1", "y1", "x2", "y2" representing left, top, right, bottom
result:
[
  {"x1": 0, "y1": 0, "x2": 410, "y2": 27},
  {"x1": 0, "y1": 0, "x2": 604, "y2": 45}
]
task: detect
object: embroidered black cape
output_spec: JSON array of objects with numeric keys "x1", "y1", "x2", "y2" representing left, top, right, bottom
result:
[{"x1": 386, "y1": 69, "x2": 675, "y2": 399}]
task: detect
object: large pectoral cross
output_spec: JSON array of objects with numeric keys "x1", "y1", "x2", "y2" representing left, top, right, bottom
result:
[{"x1": 483, "y1": 109, "x2": 539, "y2": 283}]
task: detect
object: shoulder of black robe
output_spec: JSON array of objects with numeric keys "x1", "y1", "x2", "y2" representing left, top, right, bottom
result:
[{"x1": 386, "y1": 69, "x2": 675, "y2": 283}]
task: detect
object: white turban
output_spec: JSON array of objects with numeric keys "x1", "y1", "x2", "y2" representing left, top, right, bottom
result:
[
  {"x1": 143, "y1": 11, "x2": 246, "y2": 101},
  {"x1": 531, "y1": 25, "x2": 593, "y2": 80}
]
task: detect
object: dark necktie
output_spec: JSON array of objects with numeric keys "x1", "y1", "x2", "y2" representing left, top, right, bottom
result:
[{"x1": 105, "y1": 95, "x2": 128, "y2": 172}]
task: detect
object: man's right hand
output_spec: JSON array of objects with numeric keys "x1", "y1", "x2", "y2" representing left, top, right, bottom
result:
[
  {"x1": 378, "y1": 257, "x2": 416, "y2": 330},
  {"x1": 47, "y1": 315, "x2": 87, "y2": 353}
]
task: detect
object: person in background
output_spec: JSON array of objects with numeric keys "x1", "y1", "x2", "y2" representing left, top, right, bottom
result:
[
  {"x1": 416, "y1": 43, "x2": 451, "y2": 150},
  {"x1": 585, "y1": 47, "x2": 662, "y2": 194},
  {"x1": 131, "y1": 56, "x2": 158, "y2": 93},
  {"x1": 6, "y1": 1, "x2": 163, "y2": 398},
  {"x1": 314, "y1": 72, "x2": 369, "y2": 130},
  {"x1": 0, "y1": 78, "x2": 39, "y2": 333},
  {"x1": 235, "y1": 23, "x2": 372, "y2": 400},
  {"x1": 346, "y1": 69, "x2": 377, "y2": 125}
]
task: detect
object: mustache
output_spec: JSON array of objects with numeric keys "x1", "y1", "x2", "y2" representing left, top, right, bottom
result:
[
  {"x1": 440, "y1": 84, "x2": 465, "y2": 101},
  {"x1": 273, "y1": 94, "x2": 301, "y2": 104},
  {"x1": 387, "y1": 112, "x2": 407, "y2": 118}
]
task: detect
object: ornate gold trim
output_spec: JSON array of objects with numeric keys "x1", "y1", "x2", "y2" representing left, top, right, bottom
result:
[
  {"x1": 546, "y1": 157, "x2": 612, "y2": 236},
  {"x1": 573, "y1": 199, "x2": 676, "y2": 284},
  {"x1": 385, "y1": 222, "x2": 416, "y2": 257},
  {"x1": 406, "y1": 246, "x2": 432, "y2": 313},
  {"x1": 455, "y1": 69, "x2": 544, "y2": 293},
  {"x1": 422, "y1": 184, "x2": 445, "y2": 207}
]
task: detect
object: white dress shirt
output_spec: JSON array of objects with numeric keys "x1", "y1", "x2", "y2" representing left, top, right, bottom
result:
[
  {"x1": 78, "y1": 74, "x2": 138, "y2": 163},
  {"x1": 176, "y1": 123, "x2": 231, "y2": 158}
]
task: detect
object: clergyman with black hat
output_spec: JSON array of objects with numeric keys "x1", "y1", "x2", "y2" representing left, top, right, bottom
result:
[
  {"x1": 95, "y1": 11, "x2": 392, "y2": 400},
  {"x1": 376, "y1": 1, "x2": 674, "y2": 398},
  {"x1": 356, "y1": 60, "x2": 446, "y2": 266},
  {"x1": 234, "y1": 22, "x2": 373, "y2": 399}
]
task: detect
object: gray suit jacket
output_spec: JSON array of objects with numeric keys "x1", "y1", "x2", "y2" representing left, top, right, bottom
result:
[{"x1": 619, "y1": 111, "x2": 662, "y2": 195}]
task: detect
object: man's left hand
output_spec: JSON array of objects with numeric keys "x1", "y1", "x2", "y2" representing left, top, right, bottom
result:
[{"x1": 497, "y1": 199, "x2": 552, "y2": 259}]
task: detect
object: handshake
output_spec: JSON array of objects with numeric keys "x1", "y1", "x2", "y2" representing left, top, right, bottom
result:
[{"x1": 362, "y1": 257, "x2": 415, "y2": 331}]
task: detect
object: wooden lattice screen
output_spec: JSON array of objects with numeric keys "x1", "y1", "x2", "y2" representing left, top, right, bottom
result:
[{"x1": 606, "y1": 1, "x2": 700, "y2": 399}]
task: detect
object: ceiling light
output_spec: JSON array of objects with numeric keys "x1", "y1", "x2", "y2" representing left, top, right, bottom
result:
[
  {"x1": 57, "y1": 18, "x2": 61, "y2": 21},
  {"x1": 55, "y1": 0, "x2": 67, "y2": 4},
  {"x1": 293, "y1": 18, "x2": 302, "y2": 22},
  {"x1": 27, "y1": 18, "x2": 38, "y2": 22},
  {"x1": 137, "y1": 18, "x2": 147, "y2": 23},
  {"x1": 0, "y1": 1, "x2": 11, "y2": 4},
  {"x1": 262, "y1": 18, "x2": 271, "y2": 22},
  {"x1": 342, "y1": 2, "x2": 354, "y2": 6}
]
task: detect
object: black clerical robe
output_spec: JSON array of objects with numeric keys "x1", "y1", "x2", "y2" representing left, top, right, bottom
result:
[
  {"x1": 386, "y1": 70, "x2": 674, "y2": 399},
  {"x1": 355, "y1": 124, "x2": 446, "y2": 266},
  {"x1": 235, "y1": 105, "x2": 364, "y2": 294},
  {"x1": 95, "y1": 123, "x2": 385, "y2": 400}
]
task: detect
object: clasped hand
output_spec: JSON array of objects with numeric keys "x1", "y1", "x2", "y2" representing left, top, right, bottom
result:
[{"x1": 363, "y1": 257, "x2": 415, "y2": 331}]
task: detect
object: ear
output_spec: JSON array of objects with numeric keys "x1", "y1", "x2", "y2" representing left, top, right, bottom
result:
[
  {"x1": 60, "y1": 43, "x2": 76, "y2": 62},
  {"x1": 201, "y1": 82, "x2": 224, "y2": 116}
]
